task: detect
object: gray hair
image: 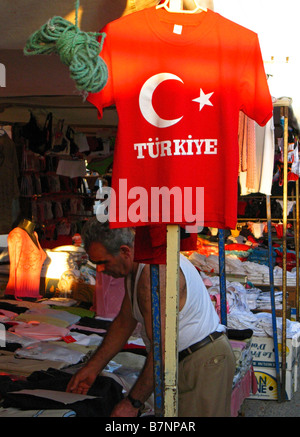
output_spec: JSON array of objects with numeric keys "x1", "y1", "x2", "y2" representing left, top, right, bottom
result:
[{"x1": 81, "y1": 217, "x2": 135, "y2": 256}]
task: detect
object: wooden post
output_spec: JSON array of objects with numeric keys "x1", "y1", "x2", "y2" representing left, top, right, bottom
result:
[{"x1": 164, "y1": 224, "x2": 180, "y2": 416}]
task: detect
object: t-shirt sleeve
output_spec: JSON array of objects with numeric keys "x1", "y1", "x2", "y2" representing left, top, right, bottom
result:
[
  {"x1": 87, "y1": 25, "x2": 115, "y2": 119},
  {"x1": 239, "y1": 33, "x2": 273, "y2": 126}
]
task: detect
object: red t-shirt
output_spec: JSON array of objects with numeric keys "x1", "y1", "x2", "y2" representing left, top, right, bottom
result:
[{"x1": 88, "y1": 7, "x2": 273, "y2": 230}]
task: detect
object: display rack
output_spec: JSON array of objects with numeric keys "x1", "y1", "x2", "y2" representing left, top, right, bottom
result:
[{"x1": 234, "y1": 99, "x2": 298, "y2": 402}]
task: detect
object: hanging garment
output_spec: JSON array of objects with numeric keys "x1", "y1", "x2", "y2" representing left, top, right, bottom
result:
[
  {"x1": 0, "y1": 133, "x2": 20, "y2": 234},
  {"x1": 239, "y1": 117, "x2": 275, "y2": 195},
  {"x1": 5, "y1": 227, "x2": 47, "y2": 299},
  {"x1": 87, "y1": 154, "x2": 114, "y2": 175},
  {"x1": 134, "y1": 224, "x2": 197, "y2": 264},
  {"x1": 254, "y1": 117, "x2": 275, "y2": 195},
  {"x1": 21, "y1": 112, "x2": 44, "y2": 153},
  {"x1": 247, "y1": 221, "x2": 266, "y2": 239},
  {"x1": 273, "y1": 139, "x2": 299, "y2": 186},
  {"x1": 238, "y1": 111, "x2": 257, "y2": 192},
  {"x1": 56, "y1": 159, "x2": 86, "y2": 178},
  {"x1": 87, "y1": 7, "x2": 272, "y2": 230},
  {"x1": 276, "y1": 199, "x2": 295, "y2": 216},
  {"x1": 291, "y1": 141, "x2": 300, "y2": 177},
  {"x1": 73, "y1": 132, "x2": 90, "y2": 153},
  {"x1": 91, "y1": 272, "x2": 125, "y2": 319}
]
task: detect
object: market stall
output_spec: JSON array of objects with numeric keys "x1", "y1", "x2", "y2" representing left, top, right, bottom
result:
[{"x1": 0, "y1": 0, "x2": 299, "y2": 418}]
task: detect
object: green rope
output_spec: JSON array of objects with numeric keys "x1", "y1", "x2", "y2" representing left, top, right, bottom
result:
[{"x1": 23, "y1": 0, "x2": 108, "y2": 93}]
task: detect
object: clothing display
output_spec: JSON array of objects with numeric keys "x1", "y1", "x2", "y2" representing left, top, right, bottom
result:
[
  {"x1": 0, "y1": 297, "x2": 151, "y2": 416},
  {"x1": 1, "y1": 0, "x2": 299, "y2": 419},
  {"x1": 195, "y1": 272, "x2": 300, "y2": 338},
  {"x1": 88, "y1": 6, "x2": 273, "y2": 229},
  {"x1": 190, "y1": 249, "x2": 299, "y2": 286},
  {"x1": 0, "y1": 369, "x2": 123, "y2": 417},
  {"x1": 0, "y1": 133, "x2": 20, "y2": 234},
  {"x1": 5, "y1": 227, "x2": 47, "y2": 299}
]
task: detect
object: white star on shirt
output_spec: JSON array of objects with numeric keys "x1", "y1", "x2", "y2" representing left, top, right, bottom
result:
[{"x1": 192, "y1": 89, "x2": 214, "y2": 111}]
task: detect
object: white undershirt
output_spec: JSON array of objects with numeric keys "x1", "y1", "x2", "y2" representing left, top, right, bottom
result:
[{"x1": 127, "y1": 254, "x2": 223, "y2": 352}]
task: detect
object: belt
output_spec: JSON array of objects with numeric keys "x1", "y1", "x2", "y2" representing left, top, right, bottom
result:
[{"x1": 179, "y1": 331, "x2": 224, "y2": 362}]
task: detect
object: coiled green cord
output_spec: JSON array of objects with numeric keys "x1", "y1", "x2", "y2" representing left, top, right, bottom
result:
[{"x1": 24, "y1": 0, "x2": 108, "y2": 93}]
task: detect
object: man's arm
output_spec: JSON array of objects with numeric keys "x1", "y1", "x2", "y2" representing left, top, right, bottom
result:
[
  {"x1": 110, "y1": 264, "x2": 166, "y2": 416},
  {"x1": 66, "y1": 288, "x2": 137, "y2": 394}
]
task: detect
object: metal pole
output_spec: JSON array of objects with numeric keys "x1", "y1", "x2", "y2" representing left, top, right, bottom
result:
[
  {"x1": 266, "y1": 194, "x2": 282, "y2": 401},
  {"x1": 150, "y1": 264, "x2": 164, "y2": 416},
  {"x1": 218, "y1": 229, "x2": 227, "y2": 325},
  {"x1": 164, "y1": 224, "x2": 180, "y2": 417}
]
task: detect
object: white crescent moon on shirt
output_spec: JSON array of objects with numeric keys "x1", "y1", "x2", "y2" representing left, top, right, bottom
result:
[{"x1": 139, "y1": 73, "x2": 184, "y2": 128}]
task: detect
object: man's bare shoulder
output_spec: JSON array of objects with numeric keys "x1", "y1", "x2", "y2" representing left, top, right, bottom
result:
[{"x1": 137, "y1": 263, "x2": 186, "y2": 310}]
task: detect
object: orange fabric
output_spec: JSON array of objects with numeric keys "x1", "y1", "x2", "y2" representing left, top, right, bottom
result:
[
  {"x1": 238, "y1": 111, "x2": 257, "y2": 191},
  {"x1": 6, "y1": 227, "x2": 47, "y2": 299}
]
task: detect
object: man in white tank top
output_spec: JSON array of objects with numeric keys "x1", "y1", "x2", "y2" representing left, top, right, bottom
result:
[{"x1": 67, "y1": 218, "x2": 236, "y2": 417}]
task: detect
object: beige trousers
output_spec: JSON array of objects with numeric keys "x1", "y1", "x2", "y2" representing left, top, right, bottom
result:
[{"x1": 178, "y1": 334, "x2": 236, "y2": 417}]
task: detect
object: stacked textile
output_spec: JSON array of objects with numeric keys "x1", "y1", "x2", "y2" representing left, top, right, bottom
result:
[
  {"x1": 190, "y1": 252, "x2": 299, "y2": 286},
  {"x1": 204, "y1": 276, "x2": 300, "y2": 338},
  {"x1": 255, "y1": 291, "x2": 283, "y2": 310},
  {"x1": 195, "y1": 236, "x2": 253, "y2": 261},
  {"x1": 0, "y1": 298, "x2": 151, "y2": 417},
  {"x1": 0, "y1": 368, "x2": 123, "y2": 417},
  {"x1": 247, "y1": 247, "x2": 276, "y2": 267},
  {"x1": 228, "y1": 307, "x2": 300, "y2": 337}
]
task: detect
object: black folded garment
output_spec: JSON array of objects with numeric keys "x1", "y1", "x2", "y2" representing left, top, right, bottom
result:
[
  {"x1": 0, "y1": 342, "x2": 21, "y2": 352},
  {"x1": 0, "y1": 301, "x2": 28, "y2": 314},
  {"x1": 227, "y1": 329, "x2": 253, "y2": 340},
  {"x1": 0, "y1": 368, "x2": 123, "y2": 417},
  {"x1": 76, "y1": 317, "x2": 112, "y2": 330}
]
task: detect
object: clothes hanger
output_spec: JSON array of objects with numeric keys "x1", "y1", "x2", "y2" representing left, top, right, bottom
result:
[{"x1": 156, "y1": 0, "x2": 207, "y2": 13}]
